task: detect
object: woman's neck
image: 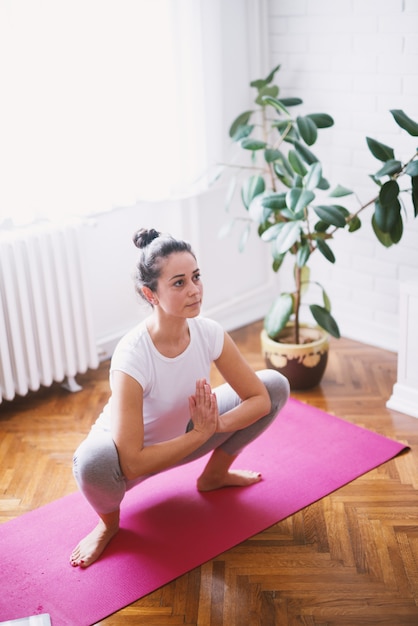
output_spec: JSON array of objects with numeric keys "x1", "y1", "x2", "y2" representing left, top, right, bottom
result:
[{"x1": 146, "y1": 314, "x2": 191, "y2": 358}]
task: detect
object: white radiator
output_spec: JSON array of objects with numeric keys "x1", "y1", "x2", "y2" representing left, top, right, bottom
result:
[{"x1": 0, "y1": 222, "x2": 99, "y2": 403}]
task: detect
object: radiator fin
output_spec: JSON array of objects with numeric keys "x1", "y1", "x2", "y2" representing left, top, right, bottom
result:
[{"x1": 0, "y1": 223, "x2": 98, "y2": 403}]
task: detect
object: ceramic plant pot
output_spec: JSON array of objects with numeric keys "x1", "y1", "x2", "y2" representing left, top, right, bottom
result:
[{"x1": 260, "y1": 324, "x2": 329, "y2": 390}]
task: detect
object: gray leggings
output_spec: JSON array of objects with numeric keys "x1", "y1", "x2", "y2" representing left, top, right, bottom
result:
[{"x1": 73, "y1": 369, "x2": 289, "y2": 515}]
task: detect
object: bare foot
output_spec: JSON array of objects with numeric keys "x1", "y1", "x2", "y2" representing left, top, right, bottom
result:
[
  {"x1": 197, "y1": 469, "x2": 262, "y2": 492},
  {"x1": 70, "y1": 518, "x2": 119, "y2": 568}
]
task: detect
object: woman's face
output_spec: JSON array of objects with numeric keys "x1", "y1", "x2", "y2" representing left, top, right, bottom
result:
[{"x1": 153, "y1": 251, "x2": 203, "y2": 319}]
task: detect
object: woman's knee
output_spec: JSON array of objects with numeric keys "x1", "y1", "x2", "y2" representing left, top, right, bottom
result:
[
  {"x1": 257, "y1": 369, "x2": 290, "y2": 414},
  {"x1": 73, "y1": 433, "x2": 122, "y2": 488}
]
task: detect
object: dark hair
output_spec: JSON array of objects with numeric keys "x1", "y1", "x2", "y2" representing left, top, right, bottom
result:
[{"x1": 132, "y1": 228, "x2": 195, "y2": 302}]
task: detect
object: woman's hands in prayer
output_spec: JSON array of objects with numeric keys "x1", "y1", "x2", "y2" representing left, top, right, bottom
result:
[{"x1": 188, "y1": 379, "x2": 218, "y2": 439}]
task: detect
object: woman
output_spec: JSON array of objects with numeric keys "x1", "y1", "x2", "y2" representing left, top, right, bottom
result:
[{"x1": 70, "y1": 228, "x2": 289, "y2": 567}]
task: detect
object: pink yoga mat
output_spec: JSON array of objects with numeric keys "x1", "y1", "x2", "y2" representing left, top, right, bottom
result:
[{"x1": 0, "y1": 398, "x2": 407, "y2": 625}]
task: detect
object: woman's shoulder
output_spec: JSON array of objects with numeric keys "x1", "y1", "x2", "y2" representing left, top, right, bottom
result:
[
  {"x1": 189, "y1": 316, "x2": 223, "y2": 335},
  {"x1": 113, "y1": 319, "x2": 149, "y2": 355}
]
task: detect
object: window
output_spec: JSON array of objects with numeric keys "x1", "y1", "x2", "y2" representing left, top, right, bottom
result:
[{"x1": 0, "y1": 0, "x2": 212, "y2": 224}]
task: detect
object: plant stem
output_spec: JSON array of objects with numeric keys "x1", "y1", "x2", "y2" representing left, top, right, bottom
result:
[{"x1": 294, "y1": 265, "x2": 302, "y2": 344}]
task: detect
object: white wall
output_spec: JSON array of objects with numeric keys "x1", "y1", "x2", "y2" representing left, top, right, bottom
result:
[
  {"x1": 265, "y1": 0, "x2": 418, "y2": 351},
  {"x1": 81, "y1": 189, "x2": 274, "y2": 361},
  {"x1": 80, "y1": 0, "x2": 418, "y2": 360}
]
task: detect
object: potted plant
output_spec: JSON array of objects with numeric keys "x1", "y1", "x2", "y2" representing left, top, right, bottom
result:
[{"x1": 221, "y1": 64, "x2": 418, "y2": 389}]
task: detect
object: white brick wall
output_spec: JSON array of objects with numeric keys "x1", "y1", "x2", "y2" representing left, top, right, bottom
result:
[{"x1": 266, "y1": 0, "x2": 418, "y2": 351}]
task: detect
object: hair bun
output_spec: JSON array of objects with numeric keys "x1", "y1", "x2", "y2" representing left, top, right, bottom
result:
[{"x1": 132, "y1": 228, "x2": 161, "y2": 249}]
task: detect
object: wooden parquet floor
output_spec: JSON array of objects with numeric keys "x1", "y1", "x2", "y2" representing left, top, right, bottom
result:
[{"x1": 1, "y1": 320, "x2": 418, "y2": 625}]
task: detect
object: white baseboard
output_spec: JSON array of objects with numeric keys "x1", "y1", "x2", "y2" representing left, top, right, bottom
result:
[{"x1": 387, "y1": 383, "x2": 418, "y2": 419}]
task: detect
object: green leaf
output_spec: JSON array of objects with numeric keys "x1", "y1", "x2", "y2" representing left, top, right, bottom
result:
[
  {"x1": 274, "y1": 221, "x2": 302, "y2": 254},
  {"x1": 374, "y1": 197, "x2": 401, "y2": 233},
  {"x1": 405, "y1": 160, "x2": 418, "y2": 177},
  {"x1": 310, "y1": 305, "x2": 340, "y2": 339},
  {"x1": 374, "y1": 160, "x2": 403, "y2": 178},
  {"x1": 250, "y1": 66, "x2": 281, "y2": 91},
  {"x1": 263, "y1": 64, "x2": 281, "y2": 85},
  {"x1": 294, "y1": 140, "x2": 319, "y2": 165},
  {"x1": 389, "y1": 212, "x2": 404, "y2": 243},
  {"x1": 379, "y1": 180, "x2": 400, "y2": 207},
  {"x1": 366, "y1": 137, "x2": 395, "y2": 162},
  {"x1": 390, "y1": 109, "x2": 418, "y2": 137},
  {"x1": 264, "y1": 148, "x2": 282, "y2": 163},
  {"x1": 255, "y1": 85, "x2": 279, "y2": 106},
  {"x1": 296, "y1": 243, "x2": 310, "y2": 267},
  {"x1": 296, "y1": 115, "x2": 318, "y2": 146},
  {"x1": 231, "y1": 124, "x2": 254, "y2": 142},
  {"x1": 329, "y1": 184, "x2": 353, "y2": 198},
  {"x1": 241, "y1": 175, "x2": 265, "y2": 210},
  {"x1": 304, "y1": 162, "x2": 322, "y2": 191},
  {"x1": 313, "y1": 205, "x2": 347, "y2": 228},
  {"x1": 286, "y1": 188, "x2": 315, "y2": 214},
  {"x1": 372, "y1": 212, "x2": 403, "y2": 246},
  {"x1": 238, "y1": 223, "x2": 251, "y2": 252},
  {"x1": 306, "y1": 113, "x2": 334, "y2": 129},
  {"x1": 229, "y1": 111, "x2": 253, "y2": 138},
  {"x1": 412, "y1": 176, "x2": 418, "y2": 218},
  {"x1": 316, "y1": 238, "x2": 336, "y2": 263},
  {"x1": 261, "y1": 193, "x2": 287, "y2": 211},
  {"x1": 279, "y1": 97, "x2": 303, "y2": 107},
  {"x1": 272, "y1": 251, "x2": 286, "y2": 272},
  {"x1": 261, "y1": 222, "x2": 284, "y2": 242},
  {"x1": 317, "y1": 177, "x2": 330, "y2": 190},
  {"x1": 261, "y1": 95, "x2": 290, "y2": 116},
  {"x1": 241, "y1": 138, "x2": 267, "y2": 151},
  {"x1": 348, "y1": 215, "x2": 361, "y2": 232},
  {"x1": 288, "y1": 150, "x2": 307, "y2": 176},
  {"x1": 264, "y1": 293, "x2": 294, "y2": 340}
]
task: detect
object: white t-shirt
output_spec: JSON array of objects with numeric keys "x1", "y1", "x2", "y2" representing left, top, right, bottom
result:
[{"x1": 93, "y1": 316, "x2": 224, "y2": 446}]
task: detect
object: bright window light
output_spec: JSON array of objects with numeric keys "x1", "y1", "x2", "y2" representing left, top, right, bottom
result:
[{"x1": 0, "y1": 0, "x2": 208, "y2": 224}]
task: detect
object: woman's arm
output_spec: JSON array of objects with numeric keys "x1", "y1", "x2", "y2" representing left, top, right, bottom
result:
[
  {"x1": 110, "y1": 371, "x2": 217, "y2": 480},
  {"x1": 214, "y1": 332, "x2": 271, "y2": 433}
]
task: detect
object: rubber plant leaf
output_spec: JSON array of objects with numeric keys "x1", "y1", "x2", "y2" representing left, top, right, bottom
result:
[
  {"x1": 296, "y1": 115, "x2": 318, "y2": 146},
  {"x1": 286, "y1": 188, "x2": 315, "y2": 214},
  {"x1": 304, "y1": 162, "x2": 322, "y2": 191},
  {"x1": 261, "y1": 95, "x2": 290, "y2": 116},
  {"x1": 288, "y1": 150, "x2": 307, "y2": 176},
  {"x1": 238, "y1": 223, "x2": 251, "y2": 252},
  {"x1": 310, "y1": 305, "x2": 341, "y2": 339},
  {"x1": 348, "y1": 215, "x2": 361, "y2": 232},
  {"x1": 413, "y1": 176, "x2": 418, "y2": 217},
  {"x1": 316, "y1": 238, "x2": 336, "y2": 263},
  {"x1": 229, "y1": 111, "x2": 253, "y2": 138},
  {"x1": 255, "y1": 85, "x2": 279, "y2": 106},
  {"x1": 366, "y1": 137, "x2": 395, "y2": 162},
  {"x1": 314, "y1": 205, "x2": 347, "y2": 228},
  {"x1": 280, "y1": 97, "x2": 303, "y2": 107},
  {"x1": 241, "y1": 175, "x2": 265, "y2": 210},
  {"x1": 390, "y1": 109, "x2": 418, "y2": 137},
  {"x1": 374, "y1": 198, "x2": 401, "y2": 233},
  {"x1": 296, "y1": 243, "x2": 310, "y2": 267},
  {"x1": 306, "y1": 113, "x2": 334, "y2": 128},
  {"x1": 405, "y1": 161, "x2": 418, "y2": 177},
  {"x1": 232, "y1": 124, "x2": 254, "y2": 142},
  {"x1": 374, "y1": 160, "x2": 402, "y2": 178},
  {"x1": 274, "y1": 221, "x2": 303, "y2": 254},
  {"x1": 294, "y1": 141, "x2": 319, "y2": 165},
  {"x1": 261, "y1": 193, "x2": 287, "y2": 210},
  {"x1": 329, "y1": 184, "x2": 354, "y2": 197},
  {"x1": 264, "y1": 293, "x2": 294, "y2": 340},
  {"x1": 241, "y1": 138, "x2": 267, "y2": 151},
  {"x1": 264, "y1": 148, "x2": 282, "y2": 163}
]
